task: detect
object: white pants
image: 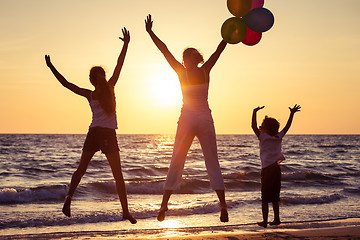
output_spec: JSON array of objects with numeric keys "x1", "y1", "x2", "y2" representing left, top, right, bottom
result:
[{"x1": 164, "y1": 111, "x2": 225, "y2": 190}]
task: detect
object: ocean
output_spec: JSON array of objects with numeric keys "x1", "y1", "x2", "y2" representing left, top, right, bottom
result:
[{"x1": 0, "y1": 134, "x2": 359, "y2": 237}]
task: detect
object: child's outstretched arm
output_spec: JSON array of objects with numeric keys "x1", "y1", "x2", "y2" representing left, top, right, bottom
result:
[
  {"x1": 202, "y1": 40, "x2": 227, "y2": 74},
  {"x1": 108, "y1": 27, "x2": 130, "y2": 87},
  {"x1": 252, "y1": 106, "x2": 264, "y2": 137},
  {"x1": 145, "y1": 14, "x2": 183, "y2": 74},
  {"x1": 45, "y1": 55, "x2": 91, "y2": 99},
  {"x1": 281, "y1": 104, "x2": 301, "y2": 135}
]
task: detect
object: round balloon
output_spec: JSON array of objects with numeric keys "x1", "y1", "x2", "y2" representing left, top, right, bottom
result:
[
  {"x1": 242, "y1": 27, "x2": 262, "y2": 46},
  {"x1": 251, "y1": 0, "x2": 264, "y2": 9},
  {"x1": 227, "y1": 0, "x2": 252, "y2": 17},
  {"x1": 221, "y1": 17, "x2": 247, "y2": 44},
  {"x1": 244, "y1": 8, "x2": 274, "y2": 32}
]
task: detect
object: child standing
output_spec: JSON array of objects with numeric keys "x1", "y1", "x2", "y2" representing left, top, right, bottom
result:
[
  {"x1": 251, "y1": 104, "x2": 301, "y2": 228},
  {"x1": 45, "y1": 28, "x2": 136, "y2": 224}
]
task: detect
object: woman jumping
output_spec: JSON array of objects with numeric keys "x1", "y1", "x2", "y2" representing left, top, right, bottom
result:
[{"x1": 145, "y1": 14, "x2": 229, "y2": 222}]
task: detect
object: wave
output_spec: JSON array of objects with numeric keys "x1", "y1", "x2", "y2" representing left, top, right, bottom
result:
[
  {"x1": 1, "y1": 169, "x2": 352, "y2": 205},
  {"x1": 282, "y1": 170, "x2": 335, "y2": 181},
  {"x1": 0, "y1": 186, "x2": 66, "y2": 204},
  {"x1": 84, "y1": 179, "x2": 168, "y2": 195},
  {"x1": 0, "y1": 176, "x2": 260, "y2": 205},
  {"x1": 0, "y1": 179, "x2": 210, "y2": 205},
  {"x1": 224, "y1": 171, "x2": 259, "y2": 180},
  {"x1": 343, "y1": 186, "x2": 360, "y2": 195},
  {"x1": 2, "y1": 168, "x2": 356, "y2": 205},
  {"x1": 0, "y1": 209, "x2": 127, "y2": 230},
  {"x1": 317, "y1": 144, "x2": 357, "y2": 149},
  {"x1": 284, "y1": 149, "x2": 318, "y2": 156},
  {"x1": 226, "y1": 144, "x2": 252, "y2": 148},
  {"x1": 0, "y1": 198, "x2": 245, "y2": 231},
  {"x1": 0, "y1": 191, "x2": 349, "y2": 231},
  {"x1": 281, "y1": 193, "x2": 342, "y2": 205},
  {"x1": 127, "y1": 177, "x2": 257, "y2": 194}
]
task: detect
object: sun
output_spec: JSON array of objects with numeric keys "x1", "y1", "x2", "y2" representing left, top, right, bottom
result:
[{"x1": 148, "y1": 67, "x2": 182, "y2": 107}]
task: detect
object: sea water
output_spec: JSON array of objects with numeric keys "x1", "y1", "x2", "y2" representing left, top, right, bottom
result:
[{"x1": 0, "y1": 134, "x2": 359, "y2": 236}]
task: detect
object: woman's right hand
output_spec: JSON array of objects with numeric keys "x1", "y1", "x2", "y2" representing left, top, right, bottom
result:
[
  {"x1": 289, "y1": 104, "x2": 301, "y2": 114},
  {"x1": 145, "y1": 14, "x2": 153, "y2": 33}
]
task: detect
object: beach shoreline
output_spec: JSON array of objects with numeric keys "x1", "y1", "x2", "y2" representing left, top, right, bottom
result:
[
  {"x1": 2, "y1": 217, "x2": 359, "y2": 240},
  {"x1": 1, "y1": 134, "x2": 359, "y2": 239}
]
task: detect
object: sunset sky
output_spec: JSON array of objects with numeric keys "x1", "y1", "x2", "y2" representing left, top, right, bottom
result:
[{"x1": 1, "y1": 0, "x2": 359, "y2": 134}]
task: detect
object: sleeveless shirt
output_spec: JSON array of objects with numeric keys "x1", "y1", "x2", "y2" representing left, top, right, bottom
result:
[
  {"x1": 180, "y1": 69, "x2": 210, "y2": 112},
  {"x1": 88, "y1": 92, "x2": 118, "y2": 129}
]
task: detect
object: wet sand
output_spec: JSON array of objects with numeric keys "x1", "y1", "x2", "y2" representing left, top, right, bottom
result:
[{"x1": 2, "y1": 218, "x2": 359, "y2": 239}]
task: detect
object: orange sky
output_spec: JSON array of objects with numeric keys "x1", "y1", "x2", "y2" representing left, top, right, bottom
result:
[{"x1": 0, "y1": 0, "x2": 359, "y2": 134}]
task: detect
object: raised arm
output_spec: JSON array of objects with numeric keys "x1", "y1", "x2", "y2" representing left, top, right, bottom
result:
[
  {"x1": 202, "y1": 40, "x2": 227, "y2": 73},
  {"x1": 45, "y1": 55, "x2": 91, "y2": 99},
  {"x1": 108, "y1": 27, "x2": 130, "y2": 87},
  {"x1": 252, "y1": 106, "x2": 264, "y2": 137},
  {"x1": 281, "y1": 104, "x2": 301, "y2": 135},
  {"x1": 145, "y1": 14, "x2": 183, "y2": 74}
]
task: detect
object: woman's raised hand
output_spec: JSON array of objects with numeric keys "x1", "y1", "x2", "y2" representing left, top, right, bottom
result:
[
  {"x1": 119, "y1": 27, "x2": 130, "y2": 43},
  {"x1": 45, "y1": 55, "x2": 52, "y2": 68},
  {"x1": 145, "y1": 14, "x2": 153, "y2": 33},
  {"x1": 254, "y1": 106, "x2": 265, "y2": 112},
  {"x1": 289, "y1": 104, "x2": 301, "y2": 114}
]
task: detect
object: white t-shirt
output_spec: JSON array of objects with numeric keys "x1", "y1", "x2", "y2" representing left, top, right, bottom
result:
[{"x1": 258, "y1": 131, "x2": 285, "y2": 169}]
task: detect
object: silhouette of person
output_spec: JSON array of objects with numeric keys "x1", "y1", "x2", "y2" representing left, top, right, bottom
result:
[
  {"x1": 45, "y1": 28, "x2": 136, "y2": 224},
  {"x1": 252, "y1": 104, "x2": 301, "y2": 228},
  {"x1": 145, "y1": 14, "x2": 228, "y2": 222}
]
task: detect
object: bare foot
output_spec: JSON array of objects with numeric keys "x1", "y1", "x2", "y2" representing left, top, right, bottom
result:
[
  {"x1": 257, "y1": 221, "x2": 267, "y2": 228},
  {"x1": 220, "y1": 207, "x2": 229, "y2": 222},
  {"x1": 123, "y1": 213, "x2": 137, "y2": 224},
  {"x1": 62, "y1": 195, "x2": 72, "y2": 217},
  {"x1": 157, "y1": 207, "x2": 168, "y2": 221},
  {"x1": 269, "y1": 220, "x2": 281, "y2": 225}
]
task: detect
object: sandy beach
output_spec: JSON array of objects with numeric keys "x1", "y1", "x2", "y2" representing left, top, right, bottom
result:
[{"x1": 2, "y1": 218, "x2": 359, "y2": 240}]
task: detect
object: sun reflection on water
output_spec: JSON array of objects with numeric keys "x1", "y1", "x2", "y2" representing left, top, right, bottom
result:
[
  {"x1": 157, "y1": 219, "x2": 189, "y2": 238},
  {"x1": 145, "y1": 135, "x2": 175, "y2": 160}
]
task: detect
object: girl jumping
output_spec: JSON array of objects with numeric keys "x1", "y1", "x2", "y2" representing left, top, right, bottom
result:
[{"x1": 45, "y1": 28, "x2": 136, "y2": 224}]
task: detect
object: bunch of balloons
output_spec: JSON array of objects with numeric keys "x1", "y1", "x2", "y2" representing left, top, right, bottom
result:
[{"x1": 221, "y1": 0, "x2": 274, "y2": 46}]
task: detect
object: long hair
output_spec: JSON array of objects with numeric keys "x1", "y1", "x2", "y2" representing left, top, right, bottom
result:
[{"x1": 89, "y1": 66, "x2": 115, "y2": 115}]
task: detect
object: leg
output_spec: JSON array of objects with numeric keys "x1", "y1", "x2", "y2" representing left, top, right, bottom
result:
[
  {"x1": 63, "y1": 151, "x2": 95, "y2": 217},
  {"x1": 197, "y1": 115, "x2": 225, "y2": 191},
  {"x1": 257, "y1": 202, "x2": 268, "y2": 228},
  {"x1": 163, "y1": 116, "x2": 195, "y2": 190},
  {"x1": 105, "y1": 151, "x2": 137, "y2": 224},
  {"x1": 216, "y1": 190, "x2": 228, "y2": 222},
  {"x1": 270, "y1": 201, "x2": 281, "y2": 225},
  {"x1": 197, "y1": 114, "x2": 227, "y2": 222},
  {"x1": 270, "y1": 165, "x2": 281, "y2": 225},
  {"x1": 159, "y1": 113, "x2": 195, "y2": 221},
  {"x1": 157, "y1": 190, "x2": 172, "y2": 221}
]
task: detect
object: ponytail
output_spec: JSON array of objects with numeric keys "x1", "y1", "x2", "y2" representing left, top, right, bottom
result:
[{"x1": 89, "y1": 66, "x2": 115, "y2": 115}]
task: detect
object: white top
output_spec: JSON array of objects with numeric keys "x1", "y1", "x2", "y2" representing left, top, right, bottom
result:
[
  {"x1": 258, "y1": 131, "x2": 285, "y2": 168},
  {"x1": 181, "y1": 83, "x2": 210, "y2": 112},
  {"x1": 180, "y1": 70, "x2": 210, "y2": 112},
  {"x1": 89, "y1": 92, "x2": 117, "y2": 129}
]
